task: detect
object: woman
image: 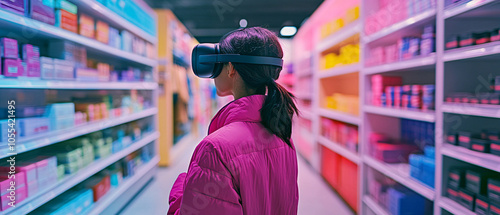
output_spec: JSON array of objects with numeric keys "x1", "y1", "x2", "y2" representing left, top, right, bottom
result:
[{"x1": 167, "y1": 27, "x2": 299, "y2": 215}]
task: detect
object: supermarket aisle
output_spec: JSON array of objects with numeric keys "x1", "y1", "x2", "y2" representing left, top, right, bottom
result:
[{"x1": 121, "y1": 139, "x2": 354, "y2": 215}]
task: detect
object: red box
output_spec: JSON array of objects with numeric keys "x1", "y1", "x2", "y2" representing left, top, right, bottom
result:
[
  {"x1": 320, "y1": 145, "x2": 341, "y2": 189},
  {"x1": 60, "y1": 10, "x2": 77, "y2": 33},
  {"x1": 339, "y1": 158, "x2": 359, "y2": 213},
  {"x1": 92, "y1": 175, "x2": 110, "y2": 202}
]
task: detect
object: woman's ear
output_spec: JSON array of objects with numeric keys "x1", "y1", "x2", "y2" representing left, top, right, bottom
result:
[{"x1": 227, "y1": 62, "x2": 236, "y2": 78}]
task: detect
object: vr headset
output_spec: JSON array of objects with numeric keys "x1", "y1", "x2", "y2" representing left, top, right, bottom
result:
[{"x1": 191, "y1": 43, "x2": 284, "y2": 78}]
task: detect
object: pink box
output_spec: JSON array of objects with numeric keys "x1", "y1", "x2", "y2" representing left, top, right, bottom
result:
[
  {"x1": 29, "y1": 156, "x2": 57, "y2": 182},
  {"x1": 0, "y1": 177, "x2": 12, "y2": 197},
  {"x1": 0, "y1": 38, "x2": 18, "y2": 59},
  {"x1": 2, "y1": 58, "x2": 23, "y2": 77},
  {"x1": 0, "y1": 184, "x2": 26, "y2": 211},
  {"x1": 0, "y1": 163, "x2": 36, "y2": 184}
]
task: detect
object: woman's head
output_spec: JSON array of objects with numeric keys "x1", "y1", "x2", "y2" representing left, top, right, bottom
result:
[{"x1": 216, "y1": 27, "x2": 298, "y2": 147}]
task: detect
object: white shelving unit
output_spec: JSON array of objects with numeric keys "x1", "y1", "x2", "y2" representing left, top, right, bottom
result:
[
  {"x1": 0, "y1": 8, "x2": 157, "y2": 67},
  {"x1": 364, "y1": 157, "x2": 435, "y2": 200},
  {"x1": 317, "y1": 20, "x2": 362, "y2": 52},
  {"x1": 439, "y1": 197, "x2": 476, "y2": 215},
  {"x1": 318, "y1": 64, "x2": 361, "y2": 78},
  {"x1": 0, "y1": 0, "x2": 160, "y2": 214},
  {"x1": 318, "y1": 136, "x2": 360, "y2": 164},
  {"x1": 363, "y1": 55, "x2": 436, "y2": 75},
  {"x1": 442, "y1": 144, "x2": 500, "y2": 173},
  {"x1": 443, "y1": 0, "x2": 497, "y2": 19},
  {"x1": 442, "y1": 103, "x2": 500, "y2": 119},
  {"x1": 4, "y1": 132, "x2": 159, "y2": 215},
  {"x1": 443, "y1": 41, "x2": 500, "y2": 62},
  {"x1": 363, "y1": 196, "x2": 390, "y2": 215},
  {"x1": 0, "y1": 79, "x2": 158, "y2": 90},
  {"x1": 318, "y1": 108, "x2": 361, "y2": 125},
  {"x1": 363, "y1": 8, "x2": 437, "y2": 44},
  {"x1": 364, "y1": 106, "x2": 436, "y2": 122}
]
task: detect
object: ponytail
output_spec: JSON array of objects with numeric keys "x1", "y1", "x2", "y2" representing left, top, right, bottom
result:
[
  {"x1": 261, "y1": 81, "x2": 298, "y2": 147},
  {"x1": 219, "y1": 27, "x2": 298, "y2": 147}
]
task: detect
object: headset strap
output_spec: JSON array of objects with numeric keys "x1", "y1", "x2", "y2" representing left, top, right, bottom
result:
[{"x1": 199, "y1": 54, "x2": 283, "y2": 67}]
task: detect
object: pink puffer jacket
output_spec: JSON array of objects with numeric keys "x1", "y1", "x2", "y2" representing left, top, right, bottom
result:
[{"x1": 167, "y1": 95, "x2": 299, "y2": 215}]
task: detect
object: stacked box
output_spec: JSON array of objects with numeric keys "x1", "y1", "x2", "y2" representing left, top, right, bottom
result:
[
  {"x1": 96, "y1": 21, "x2": 110, "y2": 44},
  {"x1": 79, "y1": 13, "x2": 95, "y2": 39},
  {"x1": 40, "y1": 57, "x2": 55, "y2": 79},
  {"x1": 22, "y1": 44, "x2": 41, "y2": 77},
  {"x1": 44, "y1": 103, "x2": 75, "y2": 131},
  {"x1": 0, "y1": 0, "x2": 27, "y2": 16},
  {"x1": 30, "y1": 0, "x2": 56, "y2": 25},
  {"x1": 55, "y1": 0, "x2": 78, "y2": 33}
]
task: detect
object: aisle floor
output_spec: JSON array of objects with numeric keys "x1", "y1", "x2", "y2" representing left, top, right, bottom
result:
[{"x1": 121, "y1": 138, "x2": 354, "y2": 215}]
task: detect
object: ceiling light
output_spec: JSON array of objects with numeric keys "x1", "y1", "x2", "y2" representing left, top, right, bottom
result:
[
  {"x1": 280, "y1": 26, "x2": 297, "y2": 37},
  {"x1": 239, "y1": 19, "x2": 248, "y2": 28}
]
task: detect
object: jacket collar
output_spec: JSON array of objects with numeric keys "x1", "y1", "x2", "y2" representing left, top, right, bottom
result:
[{"x1": 208, "y1": 95, "x2": 266, "y2": 134}]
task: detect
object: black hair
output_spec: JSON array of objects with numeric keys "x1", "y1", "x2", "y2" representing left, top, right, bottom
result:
[{"x1": 219, "y1": 27, "x2": 298, "y2": 147}]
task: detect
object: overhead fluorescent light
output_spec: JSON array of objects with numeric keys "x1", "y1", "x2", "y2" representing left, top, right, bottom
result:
[{"x1": 280, "y1": 26, "x2": 297, "y2": 37}]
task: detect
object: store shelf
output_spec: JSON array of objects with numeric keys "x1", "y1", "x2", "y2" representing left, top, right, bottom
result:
[
  {"x1": 363, "y1": 9, "x2": 437, "y2": 44},
  {"x1": 300, "y1": 109, "x2": 313, "y2": 120},
  {"x1": 363, "y1": 196, "x2": 390, "y2": 215},
  {"x1": 364, "y1": 156, "x2": 435, "y2": 200},
  {"x1": 297, "y1": 68, "x2": 313, "y2": 78},
  {"x1": 318, "y1": 20, "x2": 361, "y2": 52},
  {"x1": 442, "y1": 143, "x2": 500, "y2": 173},
  {"x1": 363, "y1": 55, "x2": 436, "y2": 75},
  {"x1": 439, "y1": 197, "x2": 476, "y2": 215},
  {"x1": 72, "y1": 0, "x2": 157, "y2": 44},
  {"x1": 0, "y1": 9, "x2": 157, "y2": 67},
  {"x1": 0, "y1": 108, "x2": 158, "y2": 159},
  {"x1": 5, "y1": 132, "x2": 159, "y2": 215},
  {"x1": 364, "y1": 106, "x2": 436, "y2": 122},
  {"x1": 318, "y1": 108, "x2": 360, "y2": 125},
  {"x1": 442, "y1": 103, "x2": 500, "y2": 119},
  {"x1": 88, "y1": 155, "x2": 159, "y2": 214},
  {"x1": 318, "y1": 136, "x2": 360, "y2": 164},
  {"x1": 0, "y1": 79, "x2": 158, "y2": 90},
  {"x1": 444, "y1": 0, "x2": 497, "y2": 19},
  {"x1": 444, "y1": 41, "x2": 500, "y2": 62},
  {"x1": 318, "y1": 64, "x2": 361, "y2": 78}
]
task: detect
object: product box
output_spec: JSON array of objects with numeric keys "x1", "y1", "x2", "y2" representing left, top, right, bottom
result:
[
  {"x1": 40, "y1": 57, "x2": 55, "y2": 79},
  {"x1": 482, "y1": 130, "x2": 500, "y2": 141},
  {"x1": 387, "y1": 187, "x2": 425, "y2": 215},
  {"x1": 26, "y1": 179, "x2": 38, "y2": 197},
  {"x1": 475, "y1": 32, "x2": 491, "y2": 45},
  {"x1": 0, "y1": 38, "x2": 18, "y2": 59},
  {"x1": 459, "y1": 131, "x2": 477, "y2": 149},
  {"x1": 449, "y1": 169, "x2": 465, "y2": 190},
  {"x1": 466, "y1": 170, "x2": 487, "y2": 194},
  {"x1": 55, "y1": 0, "x2": 77, "y2": 33},
  {"x1": 53, "y1": 59, "x2": 74, "y2": 80},
  {"x1": 79, "y1": 13, "x2": 95, "y2": 39},
  {"x1": 460, "y1": 33, "x2": 476, "y2": 47},
  {"x1": 2, "y1": 58, "x2": 23, "y2": 77},
  {"x1": 0, "y1": 183, "x2": 26, "y2": 211},
  {"x1": 492, "y1": 200, "x2": 500, "y2": 215},
  {"x1": 108, "y1": 27, "x2": 121, "y2": 49},
  {"x1": 75, "y1": 68, "x2": 99, "y2": 82},
  {"x1": 372, "y1": 142, "x2": 420, "y2": 163},
  {"x1": 86, "y1": 175, "x2": 110, "y2": 202},
  {"x1": 447, "y1": 132, "x2": 458, "y2": 145},
  {"x1": 459, "y1": 188, "x2": 476, "y2": 211},
  {"x1": 28, "y1": 156, "x2": 57, "y2": 183},
  {"x1": 0, "y1": 0, "x2": 27, "y2": 16},
  {"x1": 57, "y1": 164, "x2": 64, "y2": 180},
  {"x1": 30, "y1": 0, "x2": 56, "y2": 25},
  {"x1": 121, "y1": 30, "x2": 133, "y2": 52},
  {"x1": 489, "y1": 179, "x2": 500, "y2": 202},
  {"x1": 491, "y1": 140, "x2": 500, "y2": 156},
  {"x1": 446, "y1": 35, "x2": 460, "y2": 49},
  {"x1": 96, "y1": 20, "x2": 109, "y2": 44},
  {"x1": 475, "y1": 194, "x2": 490, "y2": 215},
  {"x1": 492, "y1": 29, "x2": 500, "y2": 42},
  {"x1": 18, "y1": 117, "x2": 50, "y2": 137},
  {"x1": 22, "y1": 44, "x2": 41, "y2": 77},
  {"x1": 471, "y1": 139, "x2": 490, "y2": 153},
  {"x1": 447, "y1": 186, "x2": 460, "y2": 202}
]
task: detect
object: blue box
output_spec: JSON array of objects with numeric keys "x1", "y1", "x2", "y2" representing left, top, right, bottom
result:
[{"x1": 387, "y1": 188, "x2": 426, "y2": 215}]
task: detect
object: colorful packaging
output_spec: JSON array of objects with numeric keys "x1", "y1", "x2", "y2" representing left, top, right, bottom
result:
[
  {"x1": 492, "y1": 200, "x2": 500, "y2": 215},
  {"x1": 491, "y1": 29, "x2": 500, "y2": 42},
  {"x1": 471, "y1": 139, "x2": 490, "y2": 153},
  {"x1": 53, "y1": 59, "x2": 75, "y2": 80},
  {"x1": 492, "y1": 140, "x2": 500, "y2": 156},
  {"x1": 449, "y1": 169, "x2": 464, "y2": 189},
  {"x1": 30, "y1": 0, "x2": 56, "y2": 25},
  {"x1": 108, "y1": 27, "x2": 121, "y2": 49},
  {"x1": 121, "y1": 30, "x2": 133, "y2": 52},
  {"x1": 0, "y1": 0, "x2": 26, "y2": 16},
  {"x1": 475, "y1": 195, "x2": 489, "y2": 215},
  {"x1": 18, "y1": 117, "x2": 50, "y2": 137},
  {"x1": 475, "y1": 32, "x2": 491, "y2": 45},
  {"x1": 489, "y1": 179, "x2": 500, "y2": 202},
  {"x1": 447, "y1": 132, "x2": 458, "y2": 145},
  {"x1": 75, "y1": 68, "x2": 99, "y2": 82},
  {"x1": 55, "y1": 0, "x2": 77, "y2": 33},
  {"x1": 40, "y1": 57, "x2": 55, "y2": 79},
  {"x1": 446, "y1": 35, "x2": 460, "y2": 49},
  {"x1": 0, "y1": 38, "x2": 18, "y2": 59},
  {"x1": 96, "y1": 20, "x2": 110, "y2": 44},
  {"x1": 459, "y1": 188, "x2": 476, "y2": 210},
  {"x1": 2, "y1": 58, "x2": 23, "y2": 77},
  {"x1": 460, "y1": 33, "x2": 476, "y2": 47},
  {"x1": 22, "y1": 44, "x2": 41, "y2": 77},
  {"x1": 79, "y1": 13, "x2": 95, "y2": 39}
]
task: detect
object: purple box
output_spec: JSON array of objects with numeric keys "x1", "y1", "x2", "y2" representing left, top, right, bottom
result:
[
  {"x1": 2, "y1": 58, "x2": 23, "y2": 77},
  {"x1": 0, "y1": 0, "x2": 27, "y2": 16},
  {"x1": 0, "y1": 38, "x2": 19, "y2": 59},
  {"x1": 30, "y1": 0, "x2": 55, "y2": 25}
]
